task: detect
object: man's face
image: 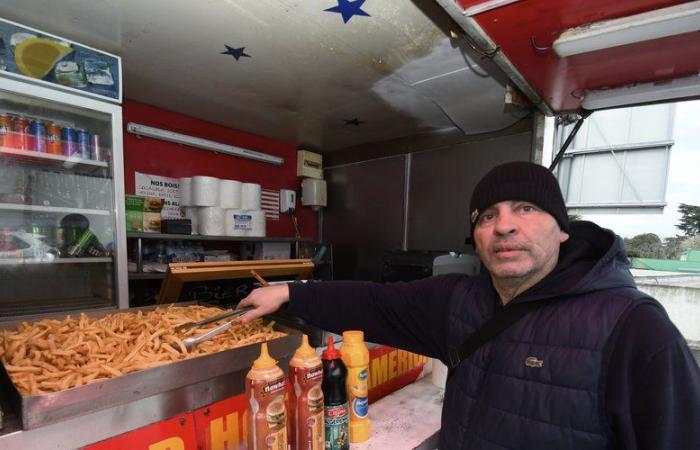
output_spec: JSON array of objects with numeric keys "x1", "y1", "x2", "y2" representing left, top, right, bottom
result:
[{"x1": 473, "y1": 200, "x2": 570, "y2": 285}]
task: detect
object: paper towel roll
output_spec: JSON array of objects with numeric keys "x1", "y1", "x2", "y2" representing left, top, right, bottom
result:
[
  {"x1": 197, "y1": 207, "x2": 225, "y2": 236},
  {"x1": 241, "y1": 183, "x2": 262, "y2": 210},
  {"x1": 192, "y1": 176, "x2": 220, "y2": 206},
  {"x1": 247, "y1": 209, "x2": 266, "y2": 237},
  {"x1": 224, "y1": 209, "x2": 249, "y2": 236},
  {"x1": 179, "y1": 177, "x2": 192, "y2": 207},
  {"x1": 219, "y1": 179, "x2": 242, "y2": 208},
  {"x1": 184, "y1": 207, "x2": 199, "y2": 234}
]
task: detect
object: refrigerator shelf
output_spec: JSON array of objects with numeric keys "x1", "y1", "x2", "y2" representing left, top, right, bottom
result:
[
  {"x1": 0, "y1": 146, "x2": 109, "y2": 175},
  {"x1": 0, "y1": 257, "x2": 112, "y2": 265},
  {"x1": 0, "y1": 203, "x2": 111, "y2": 216}
]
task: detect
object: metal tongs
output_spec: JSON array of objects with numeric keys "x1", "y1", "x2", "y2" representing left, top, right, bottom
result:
[
  {"x1": 180, "y1": 306, "x2": 254, "y2": 349},
  {"x1": 179, "y1": 270, "x2": 270, "y2": 349}
]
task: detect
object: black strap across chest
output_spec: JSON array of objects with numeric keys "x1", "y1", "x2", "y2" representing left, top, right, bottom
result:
[{"x1": 447, "y1": 299, "x2": 552, "y2": 368}]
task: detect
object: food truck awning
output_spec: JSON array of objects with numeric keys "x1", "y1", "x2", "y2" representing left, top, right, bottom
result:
[{"x1": 440, "y1": 0, "x2": 700, "y2": 113}]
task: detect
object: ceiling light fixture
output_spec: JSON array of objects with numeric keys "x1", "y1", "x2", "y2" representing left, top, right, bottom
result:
[
  {"x1": 581, "y1": 73, "x2": 700, "y2": 110},
  {"x1": 553, "y1": 1, "x2": 700, "y2": 57},
  {"x1": 126, "y1": 123, "x2": 284, "y2": 165},
  {"x1": 463, "y1": 0, "x2": 520, "y2": 17}
]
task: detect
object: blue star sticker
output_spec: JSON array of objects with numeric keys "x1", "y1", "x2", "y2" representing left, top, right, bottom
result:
[
  {"x1": 344, "y1": 118, "x2": 365, "y2": 126},
  {"x1": 324, "y1": 0, "x2": 370, "y2": 24},
  {"x1": 221, "y1": 45, "x2": 251, "y2": 61}
]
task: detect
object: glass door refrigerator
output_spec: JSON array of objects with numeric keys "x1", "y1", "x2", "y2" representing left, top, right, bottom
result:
[{"x1": 0, "y1": 61, "x2": 126, "y2": 317}]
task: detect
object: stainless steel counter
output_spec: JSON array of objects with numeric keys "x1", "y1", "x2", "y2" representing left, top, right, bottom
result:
[
  {"x1": 352, "y1": 376, "x2": 443, "y2": 450},
  {"x1": 0, "y1": 304, "x2": 301, "y2": 448}
]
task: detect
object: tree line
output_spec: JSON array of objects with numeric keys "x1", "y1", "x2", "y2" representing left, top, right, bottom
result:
[{"x1": 624, "y1": 203, "x2": 700, "y2": 259}]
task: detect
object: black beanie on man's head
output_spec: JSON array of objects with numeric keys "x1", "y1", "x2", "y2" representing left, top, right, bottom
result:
[{"x1": 468, "y1": 161, "x2": 569, "y2": 238}]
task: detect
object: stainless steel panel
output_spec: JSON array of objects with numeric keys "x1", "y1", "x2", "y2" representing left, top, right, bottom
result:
[
  {"x1": 324, "y1": 156, "x2": 406, "y2": 281},
  {"x1": 0, "y1": 303, "x2": 301, "y2": 430},
  {"x1": 408, "y1": 132, "x2": 532, "y2": 251},
  {"x1": 0, "y1": 369, "x2": 249, "y2": 449}
]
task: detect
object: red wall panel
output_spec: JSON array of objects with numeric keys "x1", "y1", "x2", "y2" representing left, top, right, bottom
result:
[{"x1": 122, "y1": 100, "x2": 316, "y2": 240}]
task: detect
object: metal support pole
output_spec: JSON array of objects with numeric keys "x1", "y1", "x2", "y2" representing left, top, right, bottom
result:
[
  {"x1": 549, "y1": 112, "x2": 591, "y2": 171},
  {"x1": 136, "y1": 237, "x2": 143, "y2": 273}
]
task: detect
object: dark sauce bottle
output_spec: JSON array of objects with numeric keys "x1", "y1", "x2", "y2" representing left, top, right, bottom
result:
[{"x1": 321, "y1": 336, "x2": 349, "y2": 450}]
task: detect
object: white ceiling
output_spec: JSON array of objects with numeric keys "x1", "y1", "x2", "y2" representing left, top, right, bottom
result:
[{"x1": 0, "y1": 0, "x2": 526, "y2": 152}]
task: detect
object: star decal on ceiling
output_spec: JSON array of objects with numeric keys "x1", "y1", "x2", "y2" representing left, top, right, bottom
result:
[
  {"x1": 344, "y1": 118, "x2": 365, "y2": 126},
  {"x1": 221, "y1": 45, "x2": 251, "y2": 61},
  {"x1": 324, "y1": 0, "x2": 371, "y2": 24}
]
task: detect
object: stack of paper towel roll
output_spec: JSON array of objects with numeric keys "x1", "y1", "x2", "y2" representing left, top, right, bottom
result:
[{"x1": 179, "y1": 176, "x2": 265, "y2": 237}]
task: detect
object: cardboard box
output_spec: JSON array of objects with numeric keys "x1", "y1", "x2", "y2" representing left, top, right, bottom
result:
[
  {"x1": 297, "y1": 150, "x2": 323, "y2": 179},
  {"x1": 240, "y1": 242, "x2": 291, "y2": 260},
  {"x1": 125, "y1": 195, "x2": 163, "y2": 232}
]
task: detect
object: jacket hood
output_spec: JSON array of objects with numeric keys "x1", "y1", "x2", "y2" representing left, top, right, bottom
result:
[{"x1": 509, "y1": 220, "x2": 637, "y2": 303}]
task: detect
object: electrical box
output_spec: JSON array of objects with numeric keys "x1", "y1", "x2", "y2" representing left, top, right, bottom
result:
[
  {"x1": 297, "y1": 150, "x2": 323, "y2": 179},
  {"x1": 301, "y1": 178, "x2": 327, "y2": 210},
  {"x1": 280, "y1": 189, "x2": 296, "y2": 213}
]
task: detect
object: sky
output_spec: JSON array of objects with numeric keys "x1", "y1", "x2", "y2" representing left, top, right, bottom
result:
[{"x1": 578, "y1": 100, "x2": 700, "y2": 239}]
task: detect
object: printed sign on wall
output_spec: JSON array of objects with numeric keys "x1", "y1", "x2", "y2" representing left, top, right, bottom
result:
[{"x1": 135, "y1": 172, "x2": 183, "y2": 219}]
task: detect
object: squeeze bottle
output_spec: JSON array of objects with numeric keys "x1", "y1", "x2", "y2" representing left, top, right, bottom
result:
[
  {"x1": 322, "y1": 337, "x2": 349, "y2": 450},
  {"x1": 246, "y1": 343, "x2": 288, "y2": 450},
  {"x1": 289, "y1": 334, "x2": 325, "y2": 450},
  {"x1": 340, "y1": 330, "x2": 371, "y2": 443}
]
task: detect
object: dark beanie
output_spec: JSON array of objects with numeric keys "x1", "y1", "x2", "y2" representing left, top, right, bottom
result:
[{"x1": 469, "y1": 161, "x2": 569, "y2": 239}]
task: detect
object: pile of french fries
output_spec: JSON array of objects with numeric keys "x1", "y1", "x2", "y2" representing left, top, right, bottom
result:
[{"x1": 0, "y1": 305, "x2": 285, "y2": 395}]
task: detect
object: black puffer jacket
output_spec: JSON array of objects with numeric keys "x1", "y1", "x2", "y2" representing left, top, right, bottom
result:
[{"x1": 288, "y1": 221, "x2": 700, "y2": 449}]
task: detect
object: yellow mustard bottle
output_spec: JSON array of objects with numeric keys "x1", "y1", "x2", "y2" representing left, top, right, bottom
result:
[
  {"x1": 246, "y1": 343, "x2": 288, "y2": 450},
  {"x1": 340, "y1": 330, "x2": 371, "y2": 443}
]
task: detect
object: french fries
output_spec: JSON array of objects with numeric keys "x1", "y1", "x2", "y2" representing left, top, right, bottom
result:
[{"x1": 0, "y1": 305, "x2": 285, "y2": 395}]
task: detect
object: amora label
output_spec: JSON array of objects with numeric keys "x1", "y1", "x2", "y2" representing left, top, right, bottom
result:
[{"x1": 352, "y1": 397, "x2": 369, "y2": 418}]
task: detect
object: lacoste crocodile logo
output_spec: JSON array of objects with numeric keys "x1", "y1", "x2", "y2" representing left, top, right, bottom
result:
[{"x1": 525, "y1": 356, "x2": 544, "y2": 368}]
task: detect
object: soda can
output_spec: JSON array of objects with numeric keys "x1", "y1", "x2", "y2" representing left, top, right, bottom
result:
[
  {"x1": 13, "y1": 116, "x2": 29, "y2": 150},
  {"x1": 61, "y1": 126, "x2": 78, "y2": 156},
  {"x1": 46, "y1": 123, "x2": 62, "y2": 155},
  {"x1": 91, "y1": 134, "x2": 102, "y2": 161},
  {"x1": 29, "y1": 119, "x2": 47, "y2": 153},
  {"x1": 76, "y1": 129, "x2": 91, "y2": 159},
  {"x1": 0, "y1": 113, "x2": 12, "y2": 148}
]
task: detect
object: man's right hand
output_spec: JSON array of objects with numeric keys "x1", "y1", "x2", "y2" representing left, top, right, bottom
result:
[{"x1": 237, "y1": 284, "x2": 290, "y2": 324}]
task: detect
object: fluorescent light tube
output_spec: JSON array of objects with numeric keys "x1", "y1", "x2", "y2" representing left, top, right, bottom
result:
[
  {"x1": 553, "y1": 1, "x2": 700, "y2": 57},
  {"x1": 581, "y1": 73, "x2": 700, "y2": 110},
  {"x1": 463, "y1": 0, "x2": 521, "y2": 17},
  {"x1": 126, "y1": 123, "x2": 284, "y2": 165}
]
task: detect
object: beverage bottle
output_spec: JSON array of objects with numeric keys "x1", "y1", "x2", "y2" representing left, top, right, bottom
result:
[
  {"x1": 322, "y1": 337, "x2": 349, "y2": 450},
  {"x1": 246, "y1": 343, "x2": 288, "y2": 450},
  {"x1": 289, "y1": 334, "x2": 324, "y2": 450},
  {"x1": 340, "y1": 331, "x2": 371, "y2": 443}
]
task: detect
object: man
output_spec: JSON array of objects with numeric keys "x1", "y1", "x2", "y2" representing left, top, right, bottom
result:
[{"x1": 239, "y1": 161, "x2": 700, "y2": 449}]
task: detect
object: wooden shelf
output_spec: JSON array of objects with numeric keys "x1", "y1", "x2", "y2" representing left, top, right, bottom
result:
[
  {"x1": 126, "y1": 232, "x2": 307, "y2": 242},
  {"x1": 0, "y1": 203, "x2": 111, "y2": 216}
]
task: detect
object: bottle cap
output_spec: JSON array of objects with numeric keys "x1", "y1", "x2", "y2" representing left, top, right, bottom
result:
[
  {"x1": 342, "y1": 330, "x2": 364, "y2": 343},
  {"x1": 294, "y1": 334, "x2": 317, "y2": 359},
  {"x1": 321, "y1": 336, "x2": 341, "y2": 360},
  {"x1": 252, "y1": 343, "x2": 277, "y2": 370}
]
